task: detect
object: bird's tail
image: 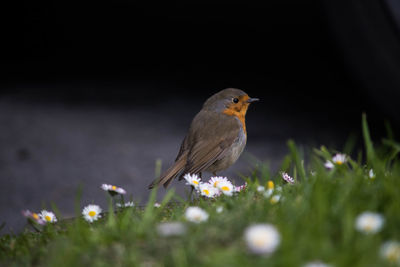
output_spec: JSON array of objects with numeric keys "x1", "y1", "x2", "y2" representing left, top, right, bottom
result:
[{"x1": 148, "y1": 155, "x2": 187, "y2": 189}]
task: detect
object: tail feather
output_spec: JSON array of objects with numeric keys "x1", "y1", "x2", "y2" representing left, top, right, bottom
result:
[{"x1": 148, "y1": 155, "x2": 187, "y2": 189}]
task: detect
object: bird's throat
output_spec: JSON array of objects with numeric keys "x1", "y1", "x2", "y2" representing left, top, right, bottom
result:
[{"x1": 223, "y1": 107, "x2": 247, "y2": 134}]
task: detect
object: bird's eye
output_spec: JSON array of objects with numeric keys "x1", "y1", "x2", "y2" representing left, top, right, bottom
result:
[{"x1": 233, "y1": 98, "x2": 239, "y2": 103}]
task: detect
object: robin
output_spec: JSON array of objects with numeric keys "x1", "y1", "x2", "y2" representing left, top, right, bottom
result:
[{"x1": 148, "y1": 88, "x2": 258, "y2": 189}]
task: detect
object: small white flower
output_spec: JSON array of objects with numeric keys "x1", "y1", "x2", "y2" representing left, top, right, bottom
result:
[
  {"x1": 368, "y1": 169, "x2": 375, "y2": 179},
  {"x1": 217, "y1": 180, "x2": 234, "y2": 196},
  {"x1": 184, "y1": 206, "x2": 209, "y2": 223},
  {"x1": 355, "y1": 211, "x2": 384, "y2": 234},
  {"x1": 38, "y1": 210, "x2": 57, "y2": 223},
  {"x1": 303, "y1": 261, "x2": 333, "y2": 267},
  {"x1": 380, "y1": 241, "x2": 400, "y2": 264},
  {"x1": 270, "y1": 195, "x2": 281, "y2": 204},
  {"x1": 82, "y1": 204, "x2": 102, "y2": 223},
  {"x1": 183, "y1": 173, "x2": 201, "y2": 189},
  {"x1": 208, "y1": 176, "x2": 229, "y2": 188},
  {"x1": 244, "y1": 224, "x2": 280, "y2": 255},
  {"x1": 157, "y1": 222, "x2": 186, "y2": 237},
  {"x1": 154, "y1": 202, "x2": 161, "y2": 208},
  {"x1": 332, "y1": 153, "x2": 347, "y2": 165},
  {"x1": 257, "y1": 186, "x2": 265, "y2": 192},
  {"x1": 263, "y1": 181, "x2": 276, "y2": 197},
  {"x1": 101, "y1": 184, "x2": 126, "y2": 195},
  {"x1": 199, "y1": 183, "x2": 218, "y2": 198},
  {"x1": 281, "y1": 172, "x2": 295, "y2": 184},
  {"x1": 216, "y1": 206, "x2": 224, "y2": 213},
  {"x1": 264, "y1": 189, "x2": 274, "y2": 198},
  {"x1": 22, "y1": 210, "x2": 46, "y2": 225},
  {"x1": 324, "y1": 161, "x2": 334, "y2": 169},
  {"x1": 116, "y1": 201, "x2": 135, "y2": 208}
]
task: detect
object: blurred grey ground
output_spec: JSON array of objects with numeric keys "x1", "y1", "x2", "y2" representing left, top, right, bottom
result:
[{"x1": 0, "y1": 88, "x2": 347, "y2": 234}]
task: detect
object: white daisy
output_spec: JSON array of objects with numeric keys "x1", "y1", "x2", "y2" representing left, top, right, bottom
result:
[
  {"x1": 324, "y1": 161, "x2": 334, "y2": 169},
  {"x1": 368, "y1": 169, "x2": 375, "y2": 179},
  {"x1": 38, "y1": 210, "x2": 57, "y2": 223},
  {"x1": 380, "y1": 241, "x2": 400, "y2": 264},
  {"x1": 116, "y1": 201, "x2": 135, "y2": 208},
  {"x1": 157, "y1": 222, "x2": 186, "y2": 237},
  {"x1": 257, "y1": 185, "x2": 265, "y2": 192},
  {"x1": 154, "y1": 202, "x2": 161, "y2": 208},
  {"x1": 217, "y1": 180, "x2": 234, "y2": 196},
  {"x1": 22, "y1": 210, "x2": 46, "y2": 225},
  {"x1": 264, "y1": 189, "x2": 274, "y2": 198},
  {"x1": 199, "y1": 183, "x2": 218, "y2": 198},
  {"x1": 183, "y1": 173, "x2": 201, "y2": 189},
  {"x1": 101, "y1": 184, "x2": 126, "y2": 195},
  {"x1": 216, "y1": 206, "x2": 224, "y2": 213},
  {"x1": 303, "y1": 261, "x2": 333, "y2": 267},
  {"x1": 263, "y1": 181, "x2": 275, "y2": 198},
  {"x1": 82, "y1": 204, "x2": 102, "y2": 223},
  {"x1": 332, "y1": 153, "x2": 347, "y2": 165},
  {"x1": 244, "y1": 224, "x2": 280, "y2": 255},
  {"x1": 208, "y1": 176, "x2": 229, "y2": 188},
  {"x1": 281, "y1": 172, "x2": 295, "y2": 184},
  {"x1": 270, "y1": 195, "x2": 281, "y2": 204},
  {"x1": 184, "y1": 206, "x2": 209, "y2": 223},
  {"x1": 355, "y1": 211, "x2": 384, "y2": 234}
]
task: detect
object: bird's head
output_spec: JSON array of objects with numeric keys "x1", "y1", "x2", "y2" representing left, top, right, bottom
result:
[{"x1": 203, "y1": 88, "x2": 259, "y2": 116}]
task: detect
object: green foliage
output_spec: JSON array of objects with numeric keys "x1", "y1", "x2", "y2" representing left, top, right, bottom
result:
[{"x1": 1, "y1": 119, "x2": 400, "y2": 266}]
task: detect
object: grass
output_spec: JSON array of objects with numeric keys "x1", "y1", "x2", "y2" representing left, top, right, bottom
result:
[{"x1": 1, "y1": 115, "x2": 400, "y2": 266}]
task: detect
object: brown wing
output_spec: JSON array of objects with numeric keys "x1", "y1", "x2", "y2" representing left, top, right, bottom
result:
[
  {"x1": 148, "y1": 110, "x2": 240, "y2": 189},
  {"x1": 181, "y1": 110, "x2": 240, "y2": 175}
]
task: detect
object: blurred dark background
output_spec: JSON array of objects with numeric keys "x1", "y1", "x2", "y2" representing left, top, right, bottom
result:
[{"x1": 1, "y1": 1, "x2": 400, "y2": 233}]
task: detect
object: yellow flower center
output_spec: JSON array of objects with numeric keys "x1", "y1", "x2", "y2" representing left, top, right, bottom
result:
[
  {"x1": 364, "y1": 218, "x2": 376, "y2": 231},
  {"x1": 336, "y1": 161, "x2": 343, "y2": 165},
  {"x1": 45, "y1": 215, "x2": 52, "y2": 222},
  {"x1": 193, "y1": 180, "x2": 199, "y2": 185},
  {"x1": 213, "y1": 181, "x2": 219, "y2": 187},
  {"x1": 88, "y1": 211, "x2": 96, "y2": 217},
  {"x1": 387, "y1": 249, "x2": 400, "y2": 262},
  {"x1": 203, "y1": 189, "x2": 210, "y2": 195},
  {"x1": 221, "y1": 186, "x2": 229, "y2": 191},
  {"x1": 33, "y1": 213, "x2": 39, "y2": 220},
  {"x1": 112, "y1": 185, "x2": 117, "y2": 190},
  {"x1": 253, "y1": 237, "x2": 266, "y2": 247},
  {"x1": 267, "y1": 181, "x2": 274, "y2": 190}
]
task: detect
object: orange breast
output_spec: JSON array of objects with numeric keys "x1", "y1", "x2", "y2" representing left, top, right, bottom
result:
[{"x1": 223, "y1": 106, "x2": 248, "y2": 134}]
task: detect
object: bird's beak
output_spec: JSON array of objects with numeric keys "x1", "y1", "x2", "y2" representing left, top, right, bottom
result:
[{"x1": 247, "y1": 98, "x2": 259, "y2": 103}]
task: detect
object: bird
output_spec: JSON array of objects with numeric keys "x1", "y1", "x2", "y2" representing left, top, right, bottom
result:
[{"x1": 148, "y1": 88, "x2": 258, "y2": 189}]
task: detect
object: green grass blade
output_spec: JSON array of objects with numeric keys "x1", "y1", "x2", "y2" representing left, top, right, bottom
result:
[
  {"x1": 287, "y1": 139, "x2": 306, "y2": 181},
  {"x1": 362, "y1": 113, "x2": 375, "y2": 163}
]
